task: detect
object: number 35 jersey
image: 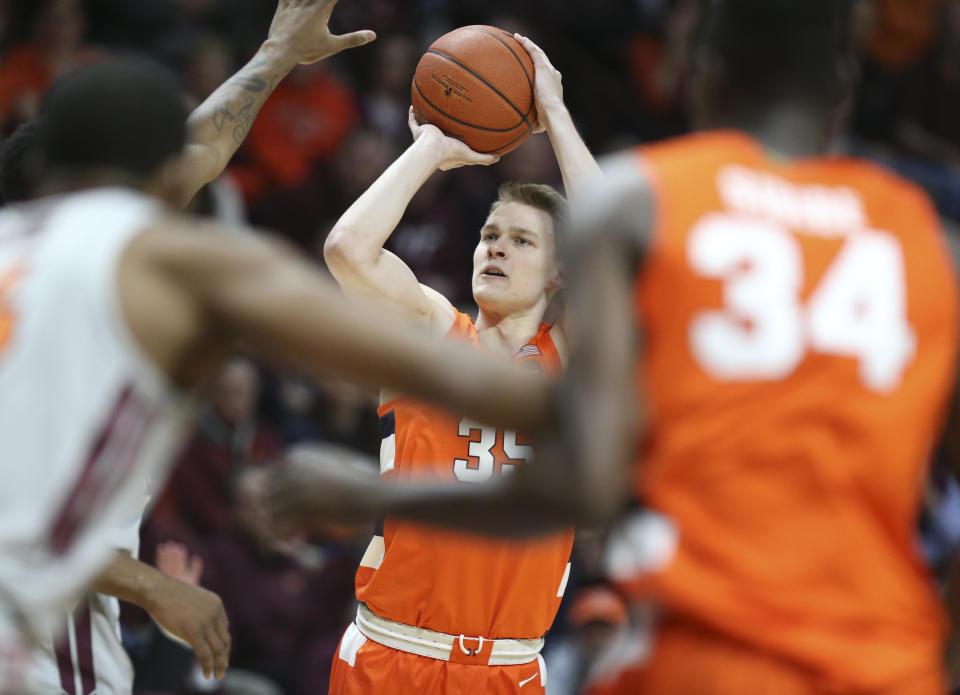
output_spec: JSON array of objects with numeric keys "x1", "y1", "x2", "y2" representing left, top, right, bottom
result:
[
  {"x1": 357, "y1": 311, "x2": 573, "y2": 640},
  {"x1": 618, "y1": 131, "x2": 959, "y2": 690}
]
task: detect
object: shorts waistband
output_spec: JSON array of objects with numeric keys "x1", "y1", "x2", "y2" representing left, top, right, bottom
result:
[{"x1": 354, "y1": 604, "x2": 543, "y2": 666}]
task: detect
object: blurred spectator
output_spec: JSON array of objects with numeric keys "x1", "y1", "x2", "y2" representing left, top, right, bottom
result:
[
  {"x1": 868, "y1": 0, "x2": 945, "y2": 70},
  {"x1": 544, "y1": 586, "x2": 638, "y2": 695},
  {"x1": 627, "y1": 0, "x2": 696, "y2": 140},
  {"x1": 275, "y1": 376, "x2": 324, "y2": 446},
  {"x1": 0, "y1": 0, "x2": 103, "y2": 132},
  {"x1": 233, "y1": 63, "x2": 358, "y2": 204},
  {"x1": 201, "y1": 466, "x2": 356, "y2": 695},
  {"x1": 153, "y1": 358, "x2": 282, "y2": 539},
  {"x1": 182, "y1": 33, "x2": 234, "y2": 102},
  {"x1": 316, "y1": 380, "x2": 380, "y2": 455},
  {"x1": 898, "y1": 0, "x2": 960, "y2": 166},
  {"x1": 362, "y1": 34, "x2": 418, "y2": 146}
]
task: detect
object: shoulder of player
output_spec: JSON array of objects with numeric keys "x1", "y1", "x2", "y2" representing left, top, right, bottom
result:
[
  {"x1": 638, "y1": 129, "x2": 750, "y2": 165},
  {"x1": 548, "y1": 323, "x2": 569, "y2": 369},
  {"x1": 829, "y1": 156, "x2": 938, "y2": 217}
]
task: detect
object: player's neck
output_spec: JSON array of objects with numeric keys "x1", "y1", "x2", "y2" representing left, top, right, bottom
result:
[
  {"x1": 710, "y1": 102, "x2": 833, "y2": 159},
  {"x1": 38, "y1": 168, "x2": 150, "y2": 197},
  {"x1": 475, "y1": 303, "x2": 546, "y2": 357}
]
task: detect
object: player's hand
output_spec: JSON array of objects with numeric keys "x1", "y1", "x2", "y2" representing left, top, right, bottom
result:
[
  {"x1": 514, "y1": 34, "x2": 564, "y2": 134},
  {"x1": 146, "y1": 571, "x2": 231, "y2": 681},
  {"x1": 266, "y1": 0, "x2": 376, "y2": 65},
  {"x1": 265, "y1": 444, "x2": 383, "y2": 532},
  {"x1": 408, "y1": 107, "x2": 500, "y2": 170}
]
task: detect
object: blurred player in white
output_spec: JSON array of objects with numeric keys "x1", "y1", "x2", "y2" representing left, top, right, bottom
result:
[
  {"x1": 0, "y1": 2, "x2": 374, "y2": 690},
  {"x1": 0, "y1": 9, "x2": 549, "y2": 695},
  {"x1": 0, "y1": 2, "x2": 380, "y2": 690}
]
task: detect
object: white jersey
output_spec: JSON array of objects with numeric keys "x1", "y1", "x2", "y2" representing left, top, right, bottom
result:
[
  {"x1": 29, "y1": 496, "x2": 148, "y2": 695},
  {"x1": 0, "y1": 188, "x2": 193, "y2": 690}
]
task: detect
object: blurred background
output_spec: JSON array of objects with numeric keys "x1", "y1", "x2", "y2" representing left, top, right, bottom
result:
[{"x1": 2, "y1": 0, "x2": 960, "y2": 693}]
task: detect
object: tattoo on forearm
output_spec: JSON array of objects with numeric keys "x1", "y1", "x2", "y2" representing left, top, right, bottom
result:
[
  {"x1": 228, "y1": 75, "x2": 268, "y2": 92},
  {"x1": 212, "y1": 97, "x2": 258, "y2": 145},
  {"x1": 227, "y1": 58, "x2": 274, "y2": 93},
  {"x1": 207, "y1": 59, "x2": 283, "y2": 144}
]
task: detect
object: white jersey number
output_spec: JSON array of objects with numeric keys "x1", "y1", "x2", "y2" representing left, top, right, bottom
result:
[
  {"x1": 454, "y1": 418, "x2": 534, "y2": 483},
  {"x1": 687, "y1": 212, "x2": 914, "y2": 392}
]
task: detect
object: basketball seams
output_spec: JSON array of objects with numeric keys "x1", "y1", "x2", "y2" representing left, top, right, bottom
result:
[
  {"x1": 463, "y1": 27, "x2": 535, "y2": 118},
  {"x1": 426, "y1": 49, "x2": 533, "y2": 131},
  {"x1": 413, "y1": 80, "x2": 528, "y2": 134},
  {"x1": 475, "y1": 127, "x2": 530, "y2": 155}
]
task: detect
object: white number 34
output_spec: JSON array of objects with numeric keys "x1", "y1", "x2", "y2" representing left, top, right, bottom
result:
[{"x1": 687, "y1": 213, "x2": 915, "y2": 392}]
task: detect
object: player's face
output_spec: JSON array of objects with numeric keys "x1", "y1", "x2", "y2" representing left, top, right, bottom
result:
[{"x1": 471, "y1": 201, "x2": 559, "y2": 317}]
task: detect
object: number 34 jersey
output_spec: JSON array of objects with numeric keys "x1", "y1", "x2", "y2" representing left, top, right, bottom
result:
[
  {"x1": 620, "y1": 131, "x2": 959, "y2": 689},
  {"x1": 357, "y1": 311, "x2": 573, "y2": 640}
]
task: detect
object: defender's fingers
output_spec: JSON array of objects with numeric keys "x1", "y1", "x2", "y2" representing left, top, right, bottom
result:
[
  {"x1": 190, "y1": 632, "x2": 215, "y2": 680},
  {"x1": 205, "y1": 628, "x2": 229, "y2": 680}
]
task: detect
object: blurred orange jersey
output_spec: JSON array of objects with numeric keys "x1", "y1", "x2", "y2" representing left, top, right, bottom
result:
[
  {"x1": 617, "y1": 131, "x2": 959, "y2": 691},
  {"x1": 357, "y1": 310, "x2": 573, "y2": 640}
]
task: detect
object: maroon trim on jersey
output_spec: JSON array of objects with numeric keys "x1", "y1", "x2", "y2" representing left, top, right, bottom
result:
[
  {"x1": 53, "y1": 615, "x2": 76, "y2": 695},
  {"x1": 74, "y1": 599, "x2": 96, "y2": 695},
  {"x1": 49, "y1": 385, "x2": 153, "y2": 554},
  {"x1": 53, "y1": 598, "x2": 97, "y2": 695}
]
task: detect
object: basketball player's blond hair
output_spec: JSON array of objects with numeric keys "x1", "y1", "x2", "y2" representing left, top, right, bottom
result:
[{"x1": 490, "y1": 182, "x2": 568, "y2": 234}]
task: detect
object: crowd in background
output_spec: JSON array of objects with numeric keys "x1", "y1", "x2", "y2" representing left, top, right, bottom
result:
[{"x1": 1, "y1": 0, "x2": 960, "y2": 693}]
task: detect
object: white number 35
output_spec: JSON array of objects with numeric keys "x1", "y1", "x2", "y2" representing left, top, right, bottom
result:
[{"x1": 687, "y1": 213, "x2": 915, "y2": 392}]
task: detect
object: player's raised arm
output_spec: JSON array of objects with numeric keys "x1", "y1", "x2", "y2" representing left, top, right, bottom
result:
[
  {"x1": 122, "y1": 218, "x2": 547, "y2": 432},
  {"x1": 176, "y1": 0, "x2": 376, "y2": 208},
  {"x1": 515, "y1": 34, "x2": 602, "y2": 198},
  {"x1": 323, "y1": 111, "x2": 498, "y2": 333}
]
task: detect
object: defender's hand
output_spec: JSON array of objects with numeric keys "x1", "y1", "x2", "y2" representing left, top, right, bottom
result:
[
  {"x1": 266, "y1": 0, "x2": 376, "y2": 65},
  {"x1": 514, "y1": 34, "x2": 564, "y2": 134},
  {"x1": 408, "y1": 107, "x2": 500, "y2": 171},
  {"x1": 146, "y1": 575, "x2": 231, "y2": 681},
  {"x1": 266, "y1": 444, "x2": 383, "y2": 531}
]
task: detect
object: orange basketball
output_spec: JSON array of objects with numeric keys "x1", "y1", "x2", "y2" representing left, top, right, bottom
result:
[{"x1": 411, "y1": 25, "x2": 536, "y2": 155}]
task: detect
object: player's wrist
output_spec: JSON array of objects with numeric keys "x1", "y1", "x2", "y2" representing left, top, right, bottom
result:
[
  {"x1": 139, "y1": 567, "x2": 177, "y2": 616},
  {"x1": 412, "y1": 129, "x2": 453, "y2": 168},
  {"x1": 257, "y1": 39, "x2": 301, "y2": 74},
  {"x1": 537, "y1": 101, "x2": 570, "y2": 131}
]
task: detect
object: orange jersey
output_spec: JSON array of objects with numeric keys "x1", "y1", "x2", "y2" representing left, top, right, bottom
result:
[
  {"x1": 356, "y1": 311, "x2": 573, "y2": 640},
  {"x1": 621, "y1": 131, "x2": 959, "y2": 690}
]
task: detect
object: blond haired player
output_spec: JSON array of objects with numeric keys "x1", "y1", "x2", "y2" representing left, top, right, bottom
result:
[
  {"x1": 0, "y1": 28, "x2": 551, "y2": 695},
  {"x1": 0, "y1": 3, "x2": 383, "y2": 691},
  {"x1": 319, "y1": 34, "x2": 600, "y2": 695}
]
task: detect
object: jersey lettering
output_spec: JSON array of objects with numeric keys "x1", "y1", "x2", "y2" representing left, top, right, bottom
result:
[
  {"x1": 687, "y1": 212, "x2": 914, "y2": 391},
  {"x1": 453, "y1": 418, "x2": 534, "y2": 483}
]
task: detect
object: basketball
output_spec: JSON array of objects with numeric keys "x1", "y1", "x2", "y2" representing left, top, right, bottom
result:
[{"x1": 411, "y1": 25, "x2": 536, "y2": 156}]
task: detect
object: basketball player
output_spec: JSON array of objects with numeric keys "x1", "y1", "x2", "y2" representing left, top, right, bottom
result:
[
  {"x1": 0, "y1": 2, "x2": 381, "y2": 690},
  {"x1": 0, "y1": 53, "x2": 553, "y2": 695},
  {"x1": 270, "y1": 2, "x2": 960, "y2": 693},
  {"x1": 319, "y1": 34, "x2": 600, "y2": 695}
]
